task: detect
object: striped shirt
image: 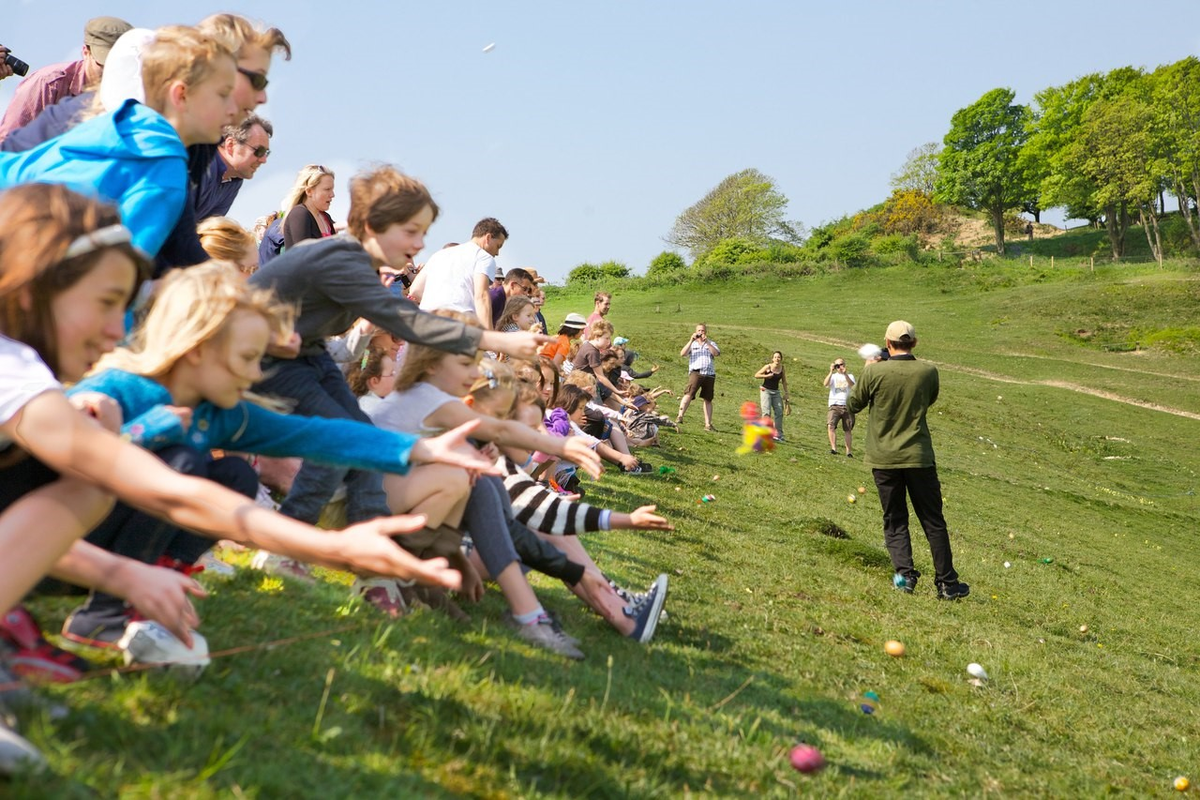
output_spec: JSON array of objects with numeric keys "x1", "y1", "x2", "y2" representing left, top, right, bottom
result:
[
  {"x1": 686, "y1": 339, "x2": 720, "y2": 376},
  {"x1": 501, "y1": 456, "x2": 611, "y2": 536}
]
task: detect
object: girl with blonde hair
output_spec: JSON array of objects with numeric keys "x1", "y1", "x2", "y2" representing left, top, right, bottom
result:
[{"x1": 66, "y1": 263, "x2": 495, "y2": 650}]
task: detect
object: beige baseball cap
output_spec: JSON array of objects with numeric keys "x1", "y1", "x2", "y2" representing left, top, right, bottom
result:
[{"x1": 885, "y1": 320, "x2": 916, "y2": 343}]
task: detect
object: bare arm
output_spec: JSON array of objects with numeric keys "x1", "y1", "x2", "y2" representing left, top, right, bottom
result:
[
  {"x1": 407, "y1": 265, "x2": 428, "y2": 303},
  {"x1": 4, "y1": 391, "x2": 463, "y2": 587},
  {"x1": 477, "y1": 329, "x2": 555, "y2": 360},
  {"x1": 754, "y1": 364, "x2": 773, "y2": 379},
  {"x1": 474, "y1": 273, "x2": 493, "y2": 330},
  {"x1": 425, "y1": 399, "x2": 603, "y2": 479}
]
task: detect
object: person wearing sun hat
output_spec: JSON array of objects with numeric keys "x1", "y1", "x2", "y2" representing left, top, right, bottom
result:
[
  {"x1": 539, "y1": 312, "x2": 587, "y2": 369},
  {"x1": 848, "y1": 320, "x2": 970, "y2": 601},
  {"x1": 0, "y1": 16, "x2": 134, "y2": 143}
]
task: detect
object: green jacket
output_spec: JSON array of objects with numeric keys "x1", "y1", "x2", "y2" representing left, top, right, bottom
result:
[{"x1": 847, "y1": 354, "x2": 938, "y2": 469}]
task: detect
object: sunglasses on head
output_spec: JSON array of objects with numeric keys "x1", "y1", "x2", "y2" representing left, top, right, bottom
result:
[{"x1": 237, "y1": 66, "x2": 269, "y2": 92}]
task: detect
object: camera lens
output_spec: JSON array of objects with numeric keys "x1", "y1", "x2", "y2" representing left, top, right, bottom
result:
[{"x1": 4, "y1": 54, "x2": 29, "y2": 77}]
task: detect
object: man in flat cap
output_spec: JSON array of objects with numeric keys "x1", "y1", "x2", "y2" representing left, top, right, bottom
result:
[
  {"x1": 849, "y1": 320, "x2": 970, "y2": 601},
  {"x1": 0, "y1": 16, "x2": 133, "y2": 143}
]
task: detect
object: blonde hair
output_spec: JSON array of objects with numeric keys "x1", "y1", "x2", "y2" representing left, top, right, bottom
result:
[
  {"x1": 197, "y1": 13, "x2": 292, "y2": 60},
  {"x1": 281, "y1": 164, "x2": 335, "y2": 215},
  {"x1": 588, "y1": 320, "x2": 614, "y2": 339},
  {"x1": 393, "y1": 309, "x2": 480, "y2": 392},
  {"x1": 197, "y1": 216, "x2": 256, "y2": 271},
  {"x1": 95, "y1": 261, "x2": 294, "y2": 379},
  {"x1": 347, "y1": 165, "x2": 438, "y2": 240},
  {"x1": 563, "y1": 369, "x2": 597, "y2": 393},
  {"x1": 141, "y1": 26, "x2": 235, "y2": 113},
  {"x1": 468, "y1": 358, "x2": 517, "y2": 419}
]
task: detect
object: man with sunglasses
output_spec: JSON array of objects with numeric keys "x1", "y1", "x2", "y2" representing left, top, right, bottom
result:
[
  {"x1": 196, "y1": 114, "x2": 273, "y2": 220},
  {"x1": 824, "y1": 357, "x2": 856, "y2": 456}
]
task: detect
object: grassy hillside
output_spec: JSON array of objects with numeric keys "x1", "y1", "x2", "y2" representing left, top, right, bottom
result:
[{"x1": 10, "y1": 260, "x2": 1200, "y2": 797}]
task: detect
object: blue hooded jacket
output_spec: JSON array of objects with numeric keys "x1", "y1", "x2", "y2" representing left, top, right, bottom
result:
[{"x1": 0, "y1": 98, "x2": 187, "y2": 257}]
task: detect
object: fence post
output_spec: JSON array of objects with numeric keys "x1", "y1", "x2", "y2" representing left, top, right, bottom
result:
[
  {"x1": 1090, "y1": 256, "x2": 1094, "y2": 272},
  {"x1": 1051, "y1": 256, "x2": 1054, "y2": 269},
  {"x1": 1029, "y1": 256, "x2": 1033, "y2": 268}
]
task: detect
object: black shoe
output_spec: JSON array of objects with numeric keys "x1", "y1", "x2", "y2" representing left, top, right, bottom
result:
[
  {"x1": 937, "y1": 581, "x2": 970, "y2": 601},
  {"x1": 830, "y1": 449, "x2": 837, "y2": 455},
  {"x1": 846, "y1": 452, "x2": 853, "y2": 458},
  {"x1": 892, "y1": 573, "x2": 917, "y2": 594}
]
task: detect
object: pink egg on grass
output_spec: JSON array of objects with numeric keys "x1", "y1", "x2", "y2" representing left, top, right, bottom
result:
[{"x1": 789, "y1": 744, "x2": 825, "y2": 774}]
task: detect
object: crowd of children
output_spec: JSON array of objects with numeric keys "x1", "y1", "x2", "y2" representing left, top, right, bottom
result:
[{"x1": 0, "y1": 13, "x2": 680, "y2": 776}]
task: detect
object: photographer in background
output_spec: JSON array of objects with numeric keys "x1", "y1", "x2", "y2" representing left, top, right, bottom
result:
[
  {"x1": 824, "y1": 357, "x2": 856, "y2": 456},
  {"x1": 675, "y1": 323, "x2": 721, "y2": 431},
  {"x1": 0, "y1": 46, "x2": 18, "y2": 81},
  {"x1": 0, "y1": 16, "x2": 133, "y2": 143}
]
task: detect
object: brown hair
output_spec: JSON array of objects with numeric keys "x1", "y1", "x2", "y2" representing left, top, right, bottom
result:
[
  {"x1": 0, "y1": 185, "x2": 147, "y2": 375},
  {"x1": 496, "y1": 296, "x2": 535, "y2": 331},
  {"x1": 537, "y1": 356, "x2": 560, "y2": 407},
  {"x1": 515, "y1": 383, "x2": 545, "y2": 415},
  {"x1": 471, "y1": 217, "x2": 508, "y2": 240},
  {"x1": 563, "y1": 369, "x2": 597, "y2": 393},
  {"x1": 593, "y1": 291, "x2": 611, "y2": 303},
  {"x1": 393, "y1": 308, "x2": 478, "y2": 391},
  {"x1": 468, "y1": 358, "x2": 517, "y2": 419},
  {"x1": 346, "y1": 339, "x2": 393, "y2": 398},
  {"x1": 141, "y1": 26, "x2": 235, "y2": 112},
  {"x1": 197, "y1": 13, "x2": 292, "y2": 60},
  {"x1": 347, "y1": 165, "x2": 439, "y2": 241},
  {"x1": 556, "y1": 384, "x2": 591, "y2": 415}
]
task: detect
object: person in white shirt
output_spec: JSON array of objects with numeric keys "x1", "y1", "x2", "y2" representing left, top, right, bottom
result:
[
  {"x1": 410, "y1": 217, "x2": 507, "y2": 327},
  {"x1": 823, "y1": 357, "x2": 856, "y2": 456}
]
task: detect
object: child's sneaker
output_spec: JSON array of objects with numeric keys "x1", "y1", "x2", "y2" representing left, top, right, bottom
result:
[
  {"x1": 250, "y1": 550, "x2": 315, "y2": 582},
  {"x1": 352, "y1": 577, "x2": 407, "y2": 618},
  {"x1": 514, "y1": 618, "x2": 585, "y2": 660},
  {"x1": 626, "y1": 574, "x2": 668, "y2": 644},
  {"x1": 0, "y1": 606, "x2": 92, "y2": 683},
  {"x1": 116, "y1": 621, "x2": 210, "y2": 677},
  {"x1": 62, "y1": 599, "x2": 137, "y2": 650},
  {"x1": 0, "y1": 718, "x2": 44, "y2": 776}
]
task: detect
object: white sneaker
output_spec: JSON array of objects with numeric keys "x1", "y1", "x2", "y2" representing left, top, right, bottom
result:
[
  {"x1": 117, "y1": 621, "x2": 210, "y2": 678},
  {"x1": 0, "y1": 719, "x2": 44, "y2": 776},
  {"x1": 196, "y1": 551, "x2": 236, "y2": 577},
  {"x1": 249, "y1": 550, "x2": 314, "y2": 582}
]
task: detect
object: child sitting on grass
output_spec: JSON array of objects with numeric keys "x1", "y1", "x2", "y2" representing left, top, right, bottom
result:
[{"x1": 67, "y1": 263, "x2": 494, "y2": 652}]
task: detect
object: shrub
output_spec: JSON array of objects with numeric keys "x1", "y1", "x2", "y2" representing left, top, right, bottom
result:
[
  {"x1": 827, "y1": 232, "x2": 873, "y2": 268},
  {"x1": 647, "y1": 251, "x2": 687, "y2": 277},
  {"x1": 566, "y1": 263, "x2": 604, "y2": 284}
]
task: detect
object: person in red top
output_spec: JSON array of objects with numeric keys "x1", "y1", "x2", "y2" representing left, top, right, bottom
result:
[
  {"x1": 583, "y1": 291, "x2": 611, "y2": 338},
  {"x1": 0, "y1": 17, "x2": 133, "y2": 143}
]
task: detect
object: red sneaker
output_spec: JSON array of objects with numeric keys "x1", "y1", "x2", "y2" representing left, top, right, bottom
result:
[{"x1": 0, "y1": 606, "x2": 93, "y2": 683}]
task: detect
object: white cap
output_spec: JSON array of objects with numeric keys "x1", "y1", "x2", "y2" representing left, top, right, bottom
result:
[{"x1": 99, "y1": 28, "x2": 155, "y2": 112}]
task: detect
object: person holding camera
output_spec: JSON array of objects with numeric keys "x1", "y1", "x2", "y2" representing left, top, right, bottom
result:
[
  {"x1": 0, "y1": 46, "x2": 17, "y2": 82},
  {"x1": 675, "y1": 323, "x2": 720, "y2": 431},
  {"x1": 0, "y1": 17, "x2": 133, "y2": 144},
  {"x1": 824, "y1": 357, "x2": 856, "y2": 456}
]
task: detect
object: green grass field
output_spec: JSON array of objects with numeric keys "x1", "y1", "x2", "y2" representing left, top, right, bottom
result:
[{"x1": 10, "y1": 258, "x2": 1200, "y2": 798}]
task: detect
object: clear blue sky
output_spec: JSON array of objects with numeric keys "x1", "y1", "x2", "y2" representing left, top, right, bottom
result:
[{"x1": 6, "y1": 2, "x2": 1200, "y2": 281}]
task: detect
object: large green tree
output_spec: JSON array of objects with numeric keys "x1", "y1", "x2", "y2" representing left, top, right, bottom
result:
[
  {"x1": 935, "y1": 88, "x2": 1034, "y2": 255},
  {"x1": 1151, "y1": 57, "x2": 1200, "y2": 252},
  {"x1": 666, "y1": 169, "x2": 799, "y2": 259}
]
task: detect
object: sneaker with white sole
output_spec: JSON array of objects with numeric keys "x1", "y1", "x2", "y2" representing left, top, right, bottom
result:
[
  {"x1": 352, "y1": 577, "x2": 407, "y2": 618},
  {"x1": 627, "y1": 574, "x2": 669, "y2": 643},
  {"x1": 0, "y1": 719, "x2": 44, "y2": 776},
  {"x1": 514, "y1": 618, "x2": 585, "y2": 660},
  {"x1": 250, "y1": 550, "x2": 314, "y2": 583},
  {"x1": 116, "y1": 621, "x2": 210, "y2": 678}
]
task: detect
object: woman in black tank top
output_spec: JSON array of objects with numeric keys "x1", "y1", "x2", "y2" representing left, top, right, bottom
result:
[{"x1": 753, "y1": 351, "x2": 789, "y2": 442}]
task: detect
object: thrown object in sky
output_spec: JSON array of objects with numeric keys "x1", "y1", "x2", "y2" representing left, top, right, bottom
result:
[{"x1": 482, "y1": 43, "x2": 496, "y2": 53}]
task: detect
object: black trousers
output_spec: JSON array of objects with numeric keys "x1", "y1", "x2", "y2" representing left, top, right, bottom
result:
[{"x1": 872, "y1": 466, "x2": 959, "y2": 585}]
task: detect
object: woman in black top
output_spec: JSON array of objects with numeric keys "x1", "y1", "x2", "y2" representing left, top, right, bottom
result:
[
  {"x1": 281, "y1": 164, "x2": 336, "y2": 249},
  {"x1": 754, "y1": 350, "x2": 789, "y2": 442}
]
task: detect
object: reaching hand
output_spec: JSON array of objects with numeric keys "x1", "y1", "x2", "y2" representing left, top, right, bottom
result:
[
  {"x1": 483, "y1": 330, "x2": 555, "y2": 359},
  {"x1": 411, "y1": 420, "x2": 500, "y2": 473},
  {"x1": 68, "y1": 392, "x2": 123, "y2": 432},
  {"x1": 123, "y1": 564, "x2": 208, "y2": 648},
  {"x1": 165, "y1": 405, "x2": 194, "y2": 431},
  {"x1": 266, "y1": 331, "x2": 302, "y2": 359},
  {"x1": 336, "y1": 515, "x2": 463, "y2": 590},
  {"x1": 451, "y1": 552, "x2": 484, "y2": 603},
  {"x1": 627, "y1": 504, "x2": 673, "y2": 531}
]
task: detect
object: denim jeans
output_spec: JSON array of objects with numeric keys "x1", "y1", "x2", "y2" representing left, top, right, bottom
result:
[
  {"x1": 759, "y1": 387, "x2": 784, "y2": 438},
  {"x1": 255, "y1": 352, "x2": 390, "y2": 524},
  {"x1": 872, "y1": 466, "x2": 959, "y2": 585}
]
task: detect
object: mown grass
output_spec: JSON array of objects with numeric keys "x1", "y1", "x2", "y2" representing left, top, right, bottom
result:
[{"x1": 9, "y1": 258, "x2": 1200, "y2": 797}]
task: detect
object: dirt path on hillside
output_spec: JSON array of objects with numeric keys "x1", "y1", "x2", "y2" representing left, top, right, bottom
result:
[{"x1": 717, "y1": 324, "x2": 1200, "y2": 421}]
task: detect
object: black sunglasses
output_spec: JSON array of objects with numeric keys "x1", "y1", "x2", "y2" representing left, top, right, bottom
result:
[
  {"x1": 250, "y1": 145, "x2": 271, "y2": 158},
  {"x1": 237, "y1": 67, "x2": 269, "y2": 92}
]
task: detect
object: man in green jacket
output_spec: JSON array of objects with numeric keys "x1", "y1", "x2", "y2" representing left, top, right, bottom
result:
[{"x1": 848, "y1": 321, "x2": 969, "y2": 600}]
